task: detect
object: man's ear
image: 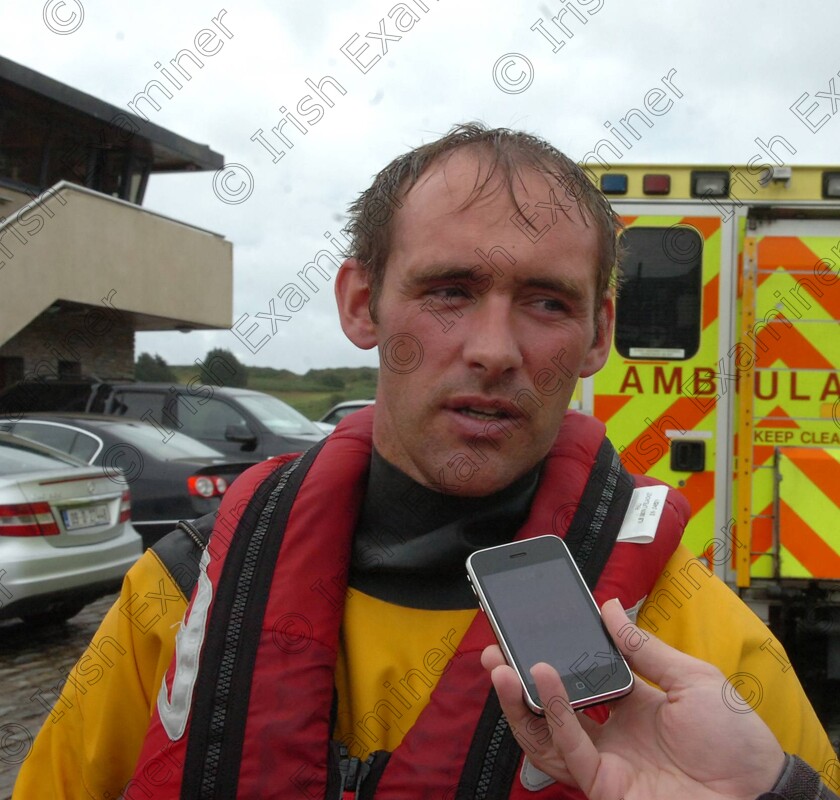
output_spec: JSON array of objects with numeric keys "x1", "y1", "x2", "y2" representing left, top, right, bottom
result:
[
  {"x1": 335, "y1": 258, "x2": 378, "y2": 350},
  {"x1": 580, "y1": 294, "x2": 615, "y2": 378}
]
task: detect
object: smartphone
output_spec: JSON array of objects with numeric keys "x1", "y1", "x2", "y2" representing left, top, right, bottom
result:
[{"x1": 466, "y1": 535, "x2": 633, "y2": 714}]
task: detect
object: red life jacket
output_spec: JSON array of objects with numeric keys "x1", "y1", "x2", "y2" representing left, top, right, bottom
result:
[{"x1": 128, "y1": 407, "x2": 689, "y2": 799}]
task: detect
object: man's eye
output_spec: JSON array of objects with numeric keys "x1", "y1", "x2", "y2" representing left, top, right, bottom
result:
[
  {"x1": 533, "y1": 298, "x2": 568, "y2": 313},
  {"x1": 429, "y1": 286, "x2": 470, "y2": 299}
]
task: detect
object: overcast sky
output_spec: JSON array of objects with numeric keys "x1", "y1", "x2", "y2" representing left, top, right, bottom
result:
[{"x1": 2, "y1": 0, "x2": 839, "y2": 372}]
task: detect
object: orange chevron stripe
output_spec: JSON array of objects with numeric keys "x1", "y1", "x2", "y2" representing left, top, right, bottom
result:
[
  {"x1": 758, "y1": 236, "x2": 819, "y2": 270},
  {"x1": 594, "y1": 394, "x2": 633, "y2": 423},
  {"x1": 756, "y1": 405, "x2": 800, "y2": 427},
  {"x1": 757, "y1": 267, "x2": 840, "y2": 320},
  {"x1": 753, "y1": 323, "x2": 833, "y2": 370},
  {"x1": 752, "y1": 444, "x2": 776, "y2": 468},
  {"x1": 702, "y1": 273, "x2": 719, "y2": 330},
  {"x1": 780, "y1": 499, "x2": 840, "y2": 578},
  {"x1": 757, "y1": 237, "x2": 840, "y2": 319},
  {"x1": 752, "y1": 409, "x2": 798, "y2": 469},
  {"x1": 681, "y1": 215, "x2": 719, "y2": 331},
  {"x1": 783, "y1": 449, "x2": 840, "y2": 510},
  {"x1": 680, "y1": 216, "x2": 721, "y2": 240},
  {"x1": 617, "y1": 397, "x2": 712, "y2": 473},
  {"x1": 680, "y1": 469, "x2": 715, "y2": 517},
  {"x1": 796, "y1": 274, "x2": 840, "y2": 320}
]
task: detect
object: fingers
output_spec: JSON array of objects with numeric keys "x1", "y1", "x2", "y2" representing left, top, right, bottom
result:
[
  {"x1": 489, "y1": 663, "x2": 530, "y2": 720},
  {"x1": 601, "y1": 599, "x2": 719, "y2": 691},
  {"x1": 486, "y1": 654, "x2": 602, "y2": 793},
  {"x1": 489, "y1": 662, "x2": 550, "y2": 751},
  {"x1": 488, "y1": 663, "x2": 577, "y2": 787},
  {"x1": 529, "y1": 663, "x2": 602, "y2": 792},
  {"x1": 481, "y1": 644, "x2": 506, "y2": 672}
]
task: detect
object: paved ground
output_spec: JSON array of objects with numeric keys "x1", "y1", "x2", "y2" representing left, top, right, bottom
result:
[{"x1": 0, "y1": 593, "x2": 116, "y2": 800}]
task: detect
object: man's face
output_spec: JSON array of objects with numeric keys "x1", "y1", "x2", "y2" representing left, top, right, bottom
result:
[{"x1": 339, "y1": 150, "x2": 614, "y2": 496}]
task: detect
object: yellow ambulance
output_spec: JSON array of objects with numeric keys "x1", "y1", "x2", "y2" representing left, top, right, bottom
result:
[{"x1": 584, "y1": 163, "x2": 840, "y2": 694}]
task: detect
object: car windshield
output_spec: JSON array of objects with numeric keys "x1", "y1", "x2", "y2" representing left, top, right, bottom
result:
[
  {"x1": 7, "y1": 421, "x2": 101, "y2": 463},
  {"x1": 0, "y1": 440, "x2": 80, "y2": 475},
  {"x1": 236, "y1": 394, "x2": 321, "y2": 436},
  {"x1": 104, "y1": 423, "x2": 226, "y2": 459},
  {"x1": 331, "y1": 406, "x2": 362, "y2": 422}
]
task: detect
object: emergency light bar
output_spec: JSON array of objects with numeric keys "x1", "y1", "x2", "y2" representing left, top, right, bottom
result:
[
  {"x1": 691, "y1": 171, "x2": 729, "y2": 198},
  {"x1": 591, "y1": 165, "x2": 840, "y2": 201},
  {"x1": 600, "y1": 174, "x2": 628, "y2": 194},
  {"x1": 823, "y1": 172, "x2": 840, "y2": 198},
  {"x1": 643, "y1": 174, "x2": 671, "y2": 195}
]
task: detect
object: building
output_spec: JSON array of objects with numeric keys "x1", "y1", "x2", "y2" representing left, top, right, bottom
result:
[{"x1": 0, "y1": 55, "x2": 232, "y2": 390}]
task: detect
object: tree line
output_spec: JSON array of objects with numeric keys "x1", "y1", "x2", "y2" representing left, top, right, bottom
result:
[{"x1": 135, "y1": 349, "x2": 378, "y2": 395}]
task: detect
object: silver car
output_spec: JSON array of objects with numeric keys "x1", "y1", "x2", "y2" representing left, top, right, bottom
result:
[
  {"x1": 0, "y1": 433, "x2": 142, "y2": 625},
  {"x1": 316, "y1": 400, "x2": 375, "y2": 433}
]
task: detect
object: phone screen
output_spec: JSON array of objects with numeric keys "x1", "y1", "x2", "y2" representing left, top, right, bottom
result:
[{"x1": 471, "y1": 537, "x2": 632, "y2": 709}]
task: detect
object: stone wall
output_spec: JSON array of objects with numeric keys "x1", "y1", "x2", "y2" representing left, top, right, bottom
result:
[{"x1": 0, "y1": 304, "x2": 135, "y2": 388}]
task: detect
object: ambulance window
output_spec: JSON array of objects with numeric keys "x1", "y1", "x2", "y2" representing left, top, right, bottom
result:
[{"x1": 615, "y1": 226, "x2": 702, "y2": 360}]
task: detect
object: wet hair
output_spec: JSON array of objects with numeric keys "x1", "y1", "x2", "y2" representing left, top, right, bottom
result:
[{"x1": 344, "y1": 121, "x2": 623, "y2": 317}]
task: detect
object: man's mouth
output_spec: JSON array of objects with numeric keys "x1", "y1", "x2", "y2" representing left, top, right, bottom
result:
[
  {"x1": 447, "y1": 397, "x2": 520, "y2": 422},
  {"x1": 455, "y1": 406, "x2": 511, "y2": 421}
]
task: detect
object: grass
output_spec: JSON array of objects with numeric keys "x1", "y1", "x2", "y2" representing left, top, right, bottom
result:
[{"x1": 169, "y1": 365, "x2": 377, "y2": 420}]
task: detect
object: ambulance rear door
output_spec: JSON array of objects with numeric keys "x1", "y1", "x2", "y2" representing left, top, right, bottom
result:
[
  {"x1": 735, "y1": 213, "x2": 840, "y2": 587},
  {"x1": 587, "y1": 201, "x2": 738, "y2": 580}
]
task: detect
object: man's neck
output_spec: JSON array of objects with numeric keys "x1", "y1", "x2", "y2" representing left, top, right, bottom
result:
[{"x1": 348, "y1": 449, "x2": 542, "y2": 609}]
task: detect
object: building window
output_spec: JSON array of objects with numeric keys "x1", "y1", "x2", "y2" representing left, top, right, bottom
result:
[
  {"x1": 615, "y1": 227, "x2": 703, "y2": 361},
  {"x1": 58, "y1": 360, "x2": 82, "y2": 379}
]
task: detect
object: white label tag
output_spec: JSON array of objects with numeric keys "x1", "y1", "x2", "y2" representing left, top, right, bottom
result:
[
  {"x1": 520, "y1": 758, "x2": 555, "y2": 792},
  {"x1": 623, "y1": 595, "x2": 648, "y2": 623},
  {"x1": 617, "y1": 486, "x2": 668, "y2": 544}
]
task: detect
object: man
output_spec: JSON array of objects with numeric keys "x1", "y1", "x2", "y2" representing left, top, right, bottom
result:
[{"x1": 15, "y1": 123, "x2": 834, "y2": 799}]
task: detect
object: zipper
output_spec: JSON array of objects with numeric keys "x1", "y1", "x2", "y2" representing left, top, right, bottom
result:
[
  {"x1": 197, "y1": 454, "x2": 306, "y2": 796},
  {"x1": 176, "y1": 518, "x2": 208, "y2": 551},
  {"x1": 473, "y1": 714, "x2": 509, "y2": 800},
  {"x1": 337, "y1": 744, "x2": 375, "y2": 799},
  {"x1": 575, "y1": 448, "x2": 620, "y2": 570}
]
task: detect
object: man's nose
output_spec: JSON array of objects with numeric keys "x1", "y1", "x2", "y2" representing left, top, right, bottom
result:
[{"x1": 461, "y1": 297, "x2": 524, "y2": 378}]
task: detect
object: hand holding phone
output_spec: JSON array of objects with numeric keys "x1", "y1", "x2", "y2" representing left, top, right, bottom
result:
[
  {"x1": 466, "y1": 535, "x2": 633, "y2": 714},
  {"x1": 484, "y1": 600, "x2": 789, "y2": 800}
]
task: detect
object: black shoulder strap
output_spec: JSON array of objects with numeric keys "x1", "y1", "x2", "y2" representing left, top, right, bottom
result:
[
  {"x1": 151, "y1": 453, "x2": 307, "y2": 602},
  {"x1": 151, "y1": 513, "x2": 216, "y2": 600},
  {"x1": 455, "y1": 436, "x2": 635, "y2": 800},
  {"x1": 558, "y1": 436, "x2": 636, "y2": 590},
  {"x1": 180, "y1": 440, "x2": 326, "y2": 800}
]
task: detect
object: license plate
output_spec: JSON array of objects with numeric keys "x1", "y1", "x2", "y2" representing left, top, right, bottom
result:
[{"x1": 61, "y1": 504, "x2": 110, "y2": 531}]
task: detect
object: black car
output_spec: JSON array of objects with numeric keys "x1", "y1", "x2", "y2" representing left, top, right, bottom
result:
[
  {"x1": 0, "y1": 414, "x2": 255, "y2": 548},
  {"x1": 0, "y1": 380, "x2": 325, "y2": 460}
]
